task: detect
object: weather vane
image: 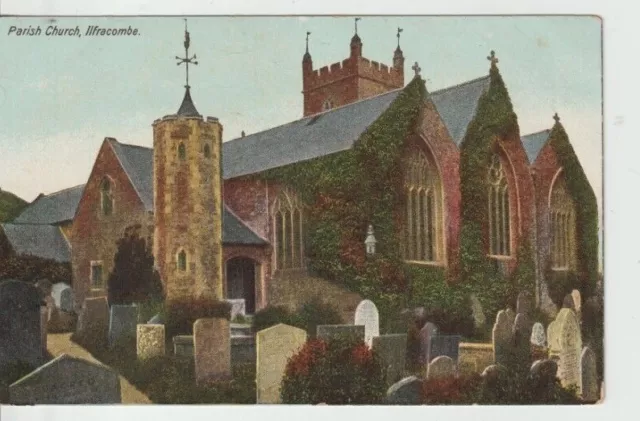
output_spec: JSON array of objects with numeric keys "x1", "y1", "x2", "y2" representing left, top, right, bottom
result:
[
  {"x1": 306, "y1": 31, "x2": 311, "y2": 53},
  {"x1": 176, "y1": 19, "x2": 198, "y2": 88},
  {"x1": 397, "y1": 27, "x2": 403, "y2": 48},
  {"x1": 355, "y1": 17, "x2": 361, "y2": 34}
]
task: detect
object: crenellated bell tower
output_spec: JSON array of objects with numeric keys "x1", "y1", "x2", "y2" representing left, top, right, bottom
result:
[{"x1": 153, "y1": 20, "x2": 223, "y2": 303}]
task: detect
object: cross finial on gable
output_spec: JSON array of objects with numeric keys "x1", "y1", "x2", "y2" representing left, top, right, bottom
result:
[
  {"x1": 553, "y1": 112, "x2": 560, "y2": 124},
  {"x1": 487, "y1": 50, "x2": 499, "y2": 67},
  {"x1": 412, "y1": 61, "x2": 421, "y2": 77}
]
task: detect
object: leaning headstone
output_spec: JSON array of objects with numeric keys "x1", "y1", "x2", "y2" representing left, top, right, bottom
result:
[
  {"x1": 418, "y1": 322, "x2": 438, "y2": 365},
  {"x1": 581, "y1": 347, "x2": 598, "y2": 402},
  {"x1": 555, "y1": 309, "x2": 582, "y2": 394},
  {"x1": 426, "y1": 355, "x2": 456, "y2": 379},
  {"x1": 136, "y1": 324, "x2": 165, "y2": 359},
  {"x1": 354, "y1": 299, "x2": 380, "y2": 348},
  {"x1": 429, "y1": 335, "x2": 461, "y2": 363},
  {"x1": 59, "y1": 287, "x2": 75, "y2": 313},
  {"x1": 492, "y1": 310, "x2": 514, "y2": 365},
  {"x1": 108, "y1": 304, "x2": 139, "y2": 347},
  {"x1": 516, "y1": 292, "x2": 533, "y2": 316},
  {"x1": 173, "y1": 335, "x2": 194, "y2": 358},
  {"x1": 530, "y1": 322, "x2": 546, "y2": 347},
  {"x1": 372, "y1": 334, "x2": 407, "y2": 385},
  {"x1": 316, "y1": 324, "x2": 365, "y2": 343},
  {"x1": 385, "y1": 376, "x2": 422, "y2": 405},
  {"x1": 469, "y1": 294, "x2": 486, "y2": 328},
  {"x1": 0, "y1": 280, "x2": 44, "y2": 370},
  {"x1": 76, "y1": 297, "x2": 109, "y2": 345},
  {"x1": 9, "y1": 354, "x2": 121, "y2": 404},
  {"x1": 194, "y1": 318, "x2": 231, "y2": 385},
  {"x1": 256, "y1": 323, "x2": 307, "y2": 404},
  {"x1": 225, "y1": 299, "x2": 246, "y2": 320}
]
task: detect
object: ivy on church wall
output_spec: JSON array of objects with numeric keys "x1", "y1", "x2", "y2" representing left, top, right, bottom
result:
[
  {"x1": 546, "y1": 122, "x2": 599, "y2": 299},
  {"x1": 458, "y1": 62, "x2": 536, "y2": 319}
]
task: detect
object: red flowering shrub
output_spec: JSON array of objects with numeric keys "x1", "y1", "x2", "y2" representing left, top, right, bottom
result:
[
  {"x1": 422, "y1": 374, "x2": 482, "y2": 404},
  {"x1": 281, "y1": 337, "x2": 386, "y2": 404}
]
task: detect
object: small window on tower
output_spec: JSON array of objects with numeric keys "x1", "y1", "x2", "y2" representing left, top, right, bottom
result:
[
  {"x1": 204, "y1": 144, "x2": 211, "y2": 158},
  {"x1": 178, "y1": 143, "x2": 186, "y2": 160},
  {"x1": 177, "y1": 250, "x2": 187, "y2": 272}
]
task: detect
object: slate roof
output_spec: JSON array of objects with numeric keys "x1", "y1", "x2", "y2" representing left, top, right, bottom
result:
[
  {"x1": 106, "y1": 139, "x2": 266, "y2": 246},
  {"x1": 521, "y1": 129, "x2": 552, "y2": 164},
  {"x1": 430, "y1": 76, "x2": 492, "y2": 146},
  {"x1": 220, "y1": 75, "x2": 492, "y2": 179},
  {"x1": 12, "y1": 185, "x2": 85, "y2": 225},
  {"x1": 176, "y1": 87, "x2": 202, "y2": 118},
  {"x1": 221, "y1": 89, "x2": 403, "y2": 179},
  {"x1": 1, "y1": 223, "x2": 71, "y2": 262}
]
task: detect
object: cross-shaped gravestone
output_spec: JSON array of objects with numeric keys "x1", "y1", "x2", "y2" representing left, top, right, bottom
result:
[
  {"x1": 487, "y1": 50, "x2": 499, "y2": 66},
  {"x1": 411, "y1": 61, "x2": 421, "y2": 77}
]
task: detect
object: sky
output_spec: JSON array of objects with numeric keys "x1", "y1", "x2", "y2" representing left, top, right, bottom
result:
[{"x1": 0, "y1": 16, "x2": 602, "y2": 218}]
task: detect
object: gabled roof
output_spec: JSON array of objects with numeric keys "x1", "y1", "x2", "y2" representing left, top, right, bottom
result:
[
  {"x1": 102, "y1": 139, "x2": 266, "y2": 246},
  {"x1": 521, "y1": 129, "x2": 552, "y2": 164},
  {"x1": 107, "y1": 139, "x2": 154, "y2": 211},
  {"x1": 12, "y1": 185, "x2": 85, "y2": 225},
  {"x1": 1, "y1": 223, "x2": 71, "y2": 262},
  {"x1": 221, "y1": 89, "x2": 403, "y2": 179},
  {"x1": 430, "y1": 76, "x2": 492, "y2": 146}
]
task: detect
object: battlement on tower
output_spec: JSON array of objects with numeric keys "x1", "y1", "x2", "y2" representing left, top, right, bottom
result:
[{"x1": 303, "y1": 55, "x2": 403, "y2": 92}]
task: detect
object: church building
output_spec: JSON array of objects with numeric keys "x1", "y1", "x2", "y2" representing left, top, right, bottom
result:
[{"x1": 6, "y1": 23, "x2": 598, "y2": 318}]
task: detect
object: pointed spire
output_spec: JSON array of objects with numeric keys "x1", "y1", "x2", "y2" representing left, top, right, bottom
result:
[
  {"x1": 177, "y1": 86, "x2": 201, "y2": 117},
  {"x1": 303, "y1": 31, "x2": 312, "y2": 62},
  {"x1": 351, "y1": 17, "x2": 362, "y2": 44},
  {"x1": 396, "y1": 27, "x2": 403, "y2": 50}
]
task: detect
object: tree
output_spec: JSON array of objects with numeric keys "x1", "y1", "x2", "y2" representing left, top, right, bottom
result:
[{"x1": 107, "y1": 224, "x2": 164, "y2": 305}]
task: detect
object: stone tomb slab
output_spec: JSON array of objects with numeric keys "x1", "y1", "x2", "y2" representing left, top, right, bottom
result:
[
  {"x1": 136, "y1": 324, "x2": 165, "y2": 359},
  {"x1": 256, "y1": 323, "x2": 307, "y2": 404},
  {"x1": 354, "y1": 299, "x2": 380, "y2": 348},
  {"x1": 372, "y1": 334, "x2": 407, "y2": 385},
  {"x1": 427, "y1": 355, "x2": 456, "y2": 379},
  {"x1": 385, "y1": 376, "x2": 422, "y2": 405},
  {"x1": 0, "y1": 280, "x2": 44, "y2": 371},
  {"x1": 316, "y1": 324, "x2": 365, "y2": 344},
  {"x1": 59, "y1": 287, "x2": 75, "y2": 313},
  {"x1": 173, "y1": 335, "x2": 194, "y2": 358},
  {"x1": 9, "y1": 354, "x2": 121, "y2": 404},
  {"x1": 194, "y1": 318, "x2": 231, "y2": 384},
  {"x1": 108, "y1": 304, "x2": 139, "y2": 347},
  {"x1": 429, "y1": 335, "x2": 461, "y2": 364},
  {"x1": 76, "y1": 297, "x2": 109, "y2": 345}
]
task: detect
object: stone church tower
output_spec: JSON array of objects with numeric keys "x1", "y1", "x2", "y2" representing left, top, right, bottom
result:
[{"x1": 152, "y1": 24, "x2": 224, "y2": 303}]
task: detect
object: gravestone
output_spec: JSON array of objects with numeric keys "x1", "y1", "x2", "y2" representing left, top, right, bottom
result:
[
  {"x1": 0, "y1": 280, "x2": 44, "y2": 370},
  {"x1": 385, "y1": 376, "x2": 422, "y2": 405},
  {"x1": 418, "y1": 322, "x2": 438, "y2": 365},
  {"x1": 547, "y1": 320, "x2": 561, "y2": 356},
  {"x1": 481, "y1": 363, "x2": 509, "y2": 387},
  {"x1": 516, "y1": 291, "x2": 533, "y2": 315},
  {"x1": 581, "y1": 346, "x2": 598, "y2": 402},
  {"x1": 492, "y1": 310, "x2": 514, "y2": 365},
  {"x1": 426, "y1": 355, "x2": 456, "y2": 379},
  {"x1": 225, "y1": 298, "x2": 246, "y2": 320},
  {"x1": 530, "y1": 359, "x2": 558, "y2": 384},
  {"x1": 562, "y1": 294, "x2": 576, "y2": 310},
  {"x1": 316, "y1": 324, "x2": 365, "y2": 343},
  {"x1": 469, "y1": 294, "x2": 486, "y2": 328},
  {"x1": 354, "y1": 299, "x2": 380, "y2": 348},
  {"x1": 256, "y1": 323, "x2": 307, "y2": 404},
  {"x1": 372, "y1": 334, "x2": 407, "y2": 385},
  {"x1": 51, "y1": 282, "x2": 70, "y2": 309},
  {"x1": 108, "y1": 304, "x2": 139, "y2": 347},
  {"x1": 148, "y1": 313, "x2": 164, "y2": 325},
  {"x1": 9, "y1": 354, "x2": 121, "y2": 404},
  {"x1": 173, "y1": 335, "x2": 194, "y2": 358},
  {"x1": 136, "y1": 324, "x2": 165, "y2": 359},
  {"x1": 76, "y1": 297, "x2": 109, "y2": 345},
  {"x1": 194, "y1": 318, "x2": 231, "y2": 384},
  {"x1": 429, "y1": 335, "x2": 461, "y2": 363},
  {"x1": 571, "y1": 289, "x2": 582, "y2": 317},
  {"x1": 555, "y1": 309, "x2": 582, "y2": 394},
  {"x1": 512, "y1": 313, "x2": 533, "y2": 368},
  {"x1": 530, "y1": 322, "x2": 546, "y2": 347},
  {"x1": 59, "y1": 287, "x2": 75, "y2": 313}
]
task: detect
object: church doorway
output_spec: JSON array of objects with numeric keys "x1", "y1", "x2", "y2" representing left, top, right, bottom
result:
[{"x1": 225, "y1": 257, "x2": 257, "y2": 314}]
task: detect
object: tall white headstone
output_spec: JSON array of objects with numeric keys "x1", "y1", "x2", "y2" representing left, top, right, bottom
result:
[
  {"x1": 555, "y1": 309, "x2": 582, "y2": 393},
  {"x1": 354, "y1": 299, "x2": 380, "y2": 348}
]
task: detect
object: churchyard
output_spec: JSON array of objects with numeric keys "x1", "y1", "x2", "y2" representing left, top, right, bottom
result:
[{"x1": 0, "y1": 277, "x2": 604, "y2": 405}]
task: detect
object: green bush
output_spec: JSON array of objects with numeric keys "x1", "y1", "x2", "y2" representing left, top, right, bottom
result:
[
  {"x1": 281, "y1": 337, "x2": 386, "y2": 404},
  {"x1": 297, "y1": 296, "x2": 343, "y2": 338},
  {"x1": 165, "y1": 298, "x2": 231, "y2": 337},
  {"x1": 546, "y1": 270, "x2": 581, "y2": 308},
  {"x1": 421, "y1": 373, "x2": 483, "y2": 404},
  {"x1": 476, "y1": 369, "x2": 580, "y2": 405},
  {"x1": 251, "y1": 305, "x2": 300, "y2": 334}
]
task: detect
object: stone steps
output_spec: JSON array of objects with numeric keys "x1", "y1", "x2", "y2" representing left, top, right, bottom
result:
[{"x1": 230, "y1": 323, "x2": 252, "y2": 337}]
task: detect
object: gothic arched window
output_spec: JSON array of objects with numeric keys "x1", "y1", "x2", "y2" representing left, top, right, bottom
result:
[
  {"x1": 203, "y1": 144, "x2": 211, "y2": 158},
  {"x1": 273, "y1": 189, "x2": 304, "y2": 270},
  {"x1": 488, "y1": 154, "x2": 511, "y2": 256},
  {"x1": 403, "y1": 147, "x2": 443, "y2": 263},
  {"x1": 100, "y1": 177, "x2": 113, "y2": 216},
  {"x1": 178, "y1": 143, "x2": 186, "y2": 160},
  {"x1": 177, "y1": 249, "x2": 187, "y2": 272},
  {"x1": 550, "y1": 174, "x2": 576, "y2": 270}
]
